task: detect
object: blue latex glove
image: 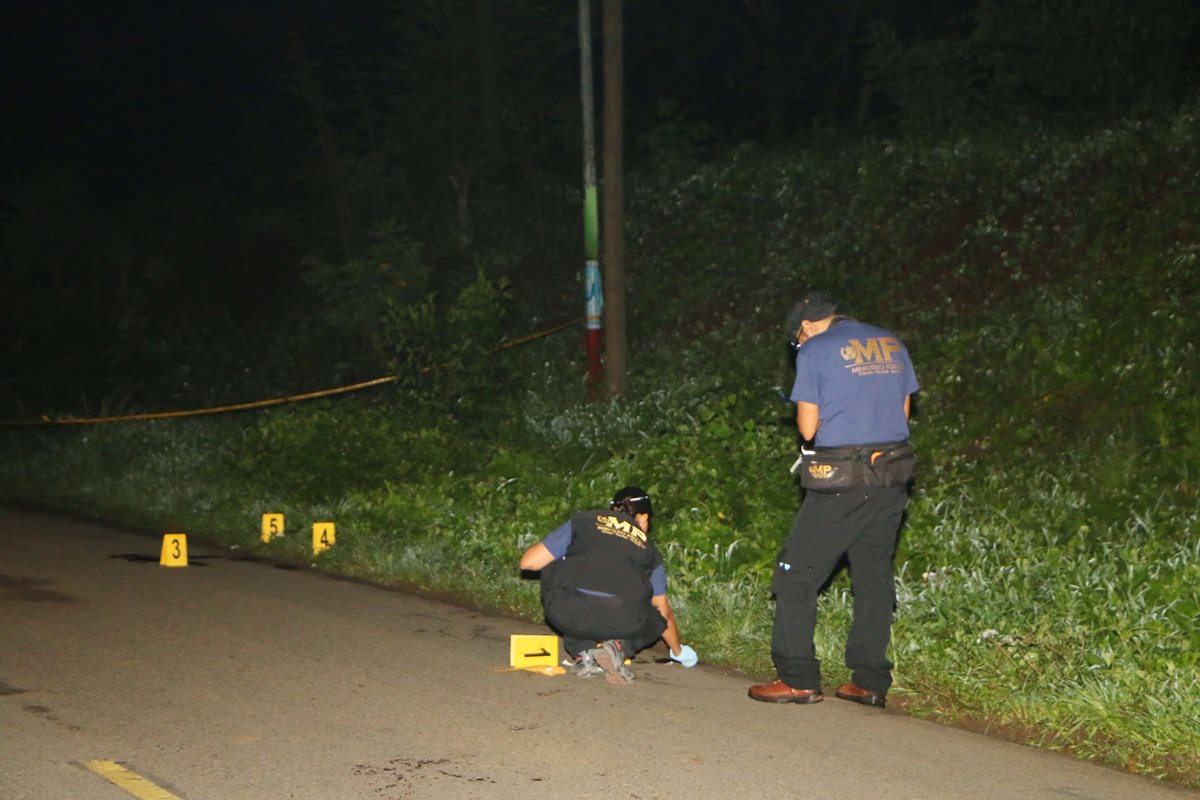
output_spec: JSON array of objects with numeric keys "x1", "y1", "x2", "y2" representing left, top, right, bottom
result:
[{"x1": 670, "y1": 644, "x2": 698, "y2": 667}]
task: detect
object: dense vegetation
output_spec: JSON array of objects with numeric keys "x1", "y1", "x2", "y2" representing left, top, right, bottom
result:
[
  {"x1": 3, "y1": 102, "x2": 1198, "y2": 785},
  {"x1": 6, "y1": 1, "x2": 1199, "y2": 417}
]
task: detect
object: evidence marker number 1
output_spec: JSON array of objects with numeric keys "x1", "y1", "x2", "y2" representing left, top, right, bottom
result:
[{"x1": 509, "y1": 634, "x2": 559, "y2": 669}]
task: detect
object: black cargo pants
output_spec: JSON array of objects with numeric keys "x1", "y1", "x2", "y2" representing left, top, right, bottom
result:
[{"x1": 771, "y1": 484, "x2": 908, "y2": 696}]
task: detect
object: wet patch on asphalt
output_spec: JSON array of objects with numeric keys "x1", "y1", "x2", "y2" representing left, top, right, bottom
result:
[
  {"x1": 0, "y1": 573, "x2": 78, "y2": 602},
  {"x1": 353, "y1": 755, "x2": 498, "y2": 798},
  {"x1": 22, "y1": 703, "x2": 84, "y2": 732},
  {"x1": 109, "y1": 553, "x2": 211, "y2": 566}
]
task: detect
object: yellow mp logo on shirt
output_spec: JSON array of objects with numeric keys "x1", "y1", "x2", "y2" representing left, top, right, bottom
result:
[{"x1": 841, "y1": 337, "x2": 902, "y2": 365}]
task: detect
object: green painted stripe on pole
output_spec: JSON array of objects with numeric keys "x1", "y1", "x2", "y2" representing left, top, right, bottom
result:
[{"x1": 583, "y1": 185, "x2": 599, "y2": 258}]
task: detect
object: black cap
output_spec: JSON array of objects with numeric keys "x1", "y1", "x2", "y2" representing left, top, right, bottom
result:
[
  {"x1": 785, "y1": 290, "x2": 839, "y2": 343},
  {"x1": 610, "y1": 486, "x2": 652, "y2": 515}
]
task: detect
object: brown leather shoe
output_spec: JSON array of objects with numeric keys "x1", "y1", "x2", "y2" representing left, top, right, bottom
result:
[
  {"x1": 748, "y1": 679, "x2": 823, "y2": 704},
  {"x1": 835, "y1": 682, "x2": 886, "y2": 707}
]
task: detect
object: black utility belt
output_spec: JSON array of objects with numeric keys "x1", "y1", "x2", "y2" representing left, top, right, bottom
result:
[{"x1": 798, "y1": 441, "x2": 915, "y2": 492}]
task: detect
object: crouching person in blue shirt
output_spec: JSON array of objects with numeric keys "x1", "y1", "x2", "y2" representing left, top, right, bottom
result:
[{"x1": 519, "y1": 486, "x2": 698, "y2": 685}]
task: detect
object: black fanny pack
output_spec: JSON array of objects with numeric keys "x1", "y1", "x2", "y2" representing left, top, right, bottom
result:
[{"x1": 798, "y1": 441, "x2": 916, "y2": 492}]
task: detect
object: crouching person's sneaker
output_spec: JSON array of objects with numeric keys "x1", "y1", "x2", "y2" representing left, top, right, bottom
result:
[
  {"x1": 593, "y1": 640, "x2": 634, "y2": 686},
  {"x1": 747, "y1": 679, "x2": 823, "y2": 704},
  {"x1": 569, "y1": 651, "x2": 604, "y2": 678}
]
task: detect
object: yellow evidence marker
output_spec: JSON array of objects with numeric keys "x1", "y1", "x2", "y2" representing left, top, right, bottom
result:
[
  {"x1": 261, "y1": 513, "x2": 284, "y2": 542},
  {"x1": 159, "y1": 534, "x2": 188, "y2": 567},
  {"x1": 509, "y1": 634, "x2": 559, "y2": 669},
  {"x1": 312, "y1": 522, "x2": 336, "y2": 554}
]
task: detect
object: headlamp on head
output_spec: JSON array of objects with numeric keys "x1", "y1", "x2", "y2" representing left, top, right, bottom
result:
[{"x1": 610, "y1": 485, "x2": 652, "y2": 516}]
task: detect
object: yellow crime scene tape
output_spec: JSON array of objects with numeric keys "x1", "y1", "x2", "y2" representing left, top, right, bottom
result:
[{"x1": 0, "y1": 317, "x2": 584, "y2": 428}]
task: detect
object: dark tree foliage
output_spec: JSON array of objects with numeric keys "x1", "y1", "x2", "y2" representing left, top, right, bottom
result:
[
  {"x1": 972, "y1": 0, "x2": 1199, "y2": 117},
  {"x1": 864, "y1": 0, "x2": 1200, "y2": 131},
  {"x1": 1, "y1": 0, "x2": 1197, "y2": 414},
  {"x1": 275, "y1": 0, "x2": 578, "y2": 258}
]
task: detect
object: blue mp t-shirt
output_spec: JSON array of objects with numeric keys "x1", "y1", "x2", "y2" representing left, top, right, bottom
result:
[
  {"x1": 541, "y1": 520, "x2": 668, "y2": 596},
  {"x1": 790, "y1": 318, "x2": 919, "y2": 448}
]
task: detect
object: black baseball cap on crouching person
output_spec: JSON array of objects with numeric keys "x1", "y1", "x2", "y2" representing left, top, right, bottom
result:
[
  {"x1": 610, "y1": 486, "x2": 653, "y2": 516},
  {"x1": 785, "y1": 290, "x2": 840, "y2": 343}
]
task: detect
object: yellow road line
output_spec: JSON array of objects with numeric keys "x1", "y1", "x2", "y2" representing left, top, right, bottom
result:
[{"x1": 82, "y1": 760, "x2": 183, "y2": 800}]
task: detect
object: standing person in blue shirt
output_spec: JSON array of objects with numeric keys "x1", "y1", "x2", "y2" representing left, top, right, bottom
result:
[
  {"x1": 749, "y1": 290, "x2": 918, "y2": 707},
  {"x1": 520, "y1": 486, "x2": 698, "y2": 685}
]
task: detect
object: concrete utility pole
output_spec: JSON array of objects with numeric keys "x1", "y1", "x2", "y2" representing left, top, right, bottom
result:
[
  {"x1": 579, "y1": 0, "x2": 603, "y2": 394},
  {"x1": 602, "y1": 0, "x2": 626, "y2": 397}
]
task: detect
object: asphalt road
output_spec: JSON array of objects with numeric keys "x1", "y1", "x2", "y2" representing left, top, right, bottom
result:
[{"x1": 2, "y1": 505, "x2": 1196, "y2": 800}]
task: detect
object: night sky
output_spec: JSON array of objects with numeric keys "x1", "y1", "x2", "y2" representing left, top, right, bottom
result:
[
  {"x1": 4, "y1": 3, "x2": 296, "y2": 196},
  {"x1": 7, "y1": 1, "x2": 1195, "y2": 208},
  {"x1": 0, "y1": 1, "x2": 970, "y2": 203}
]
